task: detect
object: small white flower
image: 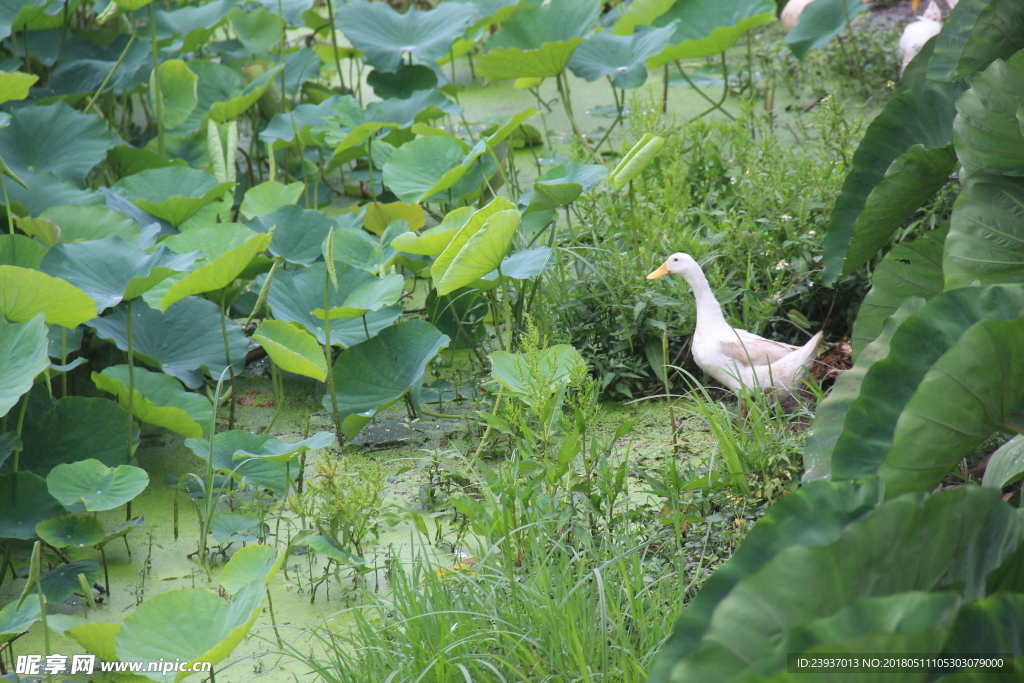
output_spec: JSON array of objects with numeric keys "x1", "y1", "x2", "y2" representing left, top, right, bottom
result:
[
  {"x1": 772, "y1": 293, "x2": 783, "y2": 303},
  {"x1": 730, "y1": 177, "x2": 738, "y2": 185},
  {"x1": 780, "y1": 214, "x2": 792, "y2": 221},
  {"x1": 806, "y1": 230, "x2": 816, "y2": 235},
  {"x1": 775, "y1": 260, "x2": 788, "y2": 271}
]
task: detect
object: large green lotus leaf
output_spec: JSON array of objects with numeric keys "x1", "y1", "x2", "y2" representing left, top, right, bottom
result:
[
  {"x1": 166, "y1": 60, "x2": 282, "y2": 134},
  {"x1": 255, "y1": 0, "x2": 311, "y2": 27},
  {"x1": 12, "y1": 389, "x2": 138, "y2": 477},
  {"x1": 228, "y1": 6, "x2": 284, "y2": 55},
  {"x1": 434, "y1": 208, "x2": 520, "y2": 295},
  {"x1": 39, "y1": 560, "x2": 100, "y2": 603},
  {"x1": 159, "y1": 223, "x2": 250, "y2": 260},
  {"x1": 850, "y1": 227, "x2": 945, "y2": 358},
  {"x1": 462, "y1": 246, "x2": 552, "y2": 291},
  {"x1": 983, "y1": 434, "x2": 1024, "y2": 489},
  {"x1": 0, "y1": 471, "x2": 63, "y2": 539},
  {"x1": 209, "y1": 512, "x2": 260, "y2": 544},
  {"x1": 49, "y1": 618, "x2": 119, "y2": 661},
  {"x1": 475, "y1": 40, "x2": 586, "y2": 80},
  {"x1": 39, "y1": 205, "x2": 140, "y2": 244},
  {"x1": 2, "y1": 169, "x2": 104, "y2": 216},
  {"x1": 0, "y1": 101, "x2": 113, "y2": 185},
  {"x1": 945, "y1": 174, "x2": 1024, "y2": 289},
  {"x1": 35, "y1": 514, "x2": 105, "y2": 548},
  {"x1": 151, "y1": 60, "x2": 198, "y2": 130},
  {"x1": 313, "y1": 273, "x2": 404, "y2": 319},
  {"x1": 383, "y1": 135, "x2": 467, "y2": 204},
  {"x1": 160, "y1": 233, "x2": 272, "y2": 310},
  {"x1": 0, "y1": 266, "x2": 96, "y2": 328},
  {"x1": 220, "y1": 544, "x2": 285, "y2": 596},
  {"x1": 487, "y1": 0, "x2": 598, "y2": 51},
  {"x1": 612, "y1": 0, "x2": 674, "y2": 34},
  {"x1": 366, "y1": 64, "x2": 437, "y2": 100},
  {"x1": 569, "y1": 23, "x2": 676, "y2": 88},
  {"x1": 253, "y1": 319, "x2": 327, "y2": 380},
  {"x1": 183, "y1": 430, "x2": 295, "y2": 493},
  {"x1": 0, "y1": 234, "x2": 45, "y2": 268},
  {"x1": 113, "y1": 167, "x2": 233, "y2": 228},
  {"x1": 14, "y1": 217, "x2": 60, "y2": 248},
  {"x1": 46, "y1": 458, "x2": 149, "y2": 512},
  {"x1": 0, "y1": 70, "x2": 37, "y2": 105},
  {"x1": 0, "y1": 0, "x2": 50, "y2": 40},
  {"x1": 828, "y1": 285, "x2": 1024, "y2": 489},
  {"x1": 239, "y1": 180, "x2": 303, "y2": 220},
  {"x1": 843, "y1": 145, "x2": 958, "y2": 279},
  {"x1": 154, "y1": 0, "x2": 235, "y2": 53},
  {"x1": 647, "y1": 1, "x2": 774, "y2": 67},
  {"x1": 0, "y1": 594, "x2": 42, "y2": 644},
  {"x1": 519, "y1": 162, "x2": 609, "y2": 214},
  {"x1": 450, "y1": 0, "x2": 521, "y2": 34},
  {"x1": 324, "y1": 320, "x2": 449, "y2": 439},
  {"x1": 39, "y1": 237, "x2": 200, "y2": 312},
  {"x1": 491, "y1": 344, "x2": 584, "y2": 396},
  {"x1": 391, "y1": 205, "x2": 472, "y2": 256},
  {"x1": 93, "y1": 365, "x2": 211, "y2": 438},
  {"x1": 264, "y1": 262, "x2": 401, "y2": 346},
  {"x1": 229, "y1": 431, "x2": 334, "y2": 462},
  {"x1": 928, "y1": 0, "x2": 1024, "y2": 83},
  {"x1": 954, "y1": 52, "x2": 1024, "y2": 178},
  {"x1": 647, "y1": 478, "x2": 883, "y2": 681},
  {"x1": 0, "y1": 315, "x2": 48, "y2": 418},
  {"x1": 823, "y1": 80, "x2": 963, "y2": 284},
  {"x1": 431, "y1": 197, "x2": 515, "y2": 291},
  {"x1": 209, "y1": 63, "x2": 283, "y2": 123},
  {"x1": 362, "y1": 200, "x2": 422, "y2": 236},
  {"x1": 87, "y1": 297, "x2": 247, "y2": 389},
  {"x1": 327, "y1": 221, "x2": 407, "y2": 275},
  {"x1": 248, "y1": 205, "x2": 337, "y2": 266},
  {"x1": 334, "y1": 1, "x2": 477, "y2": 72},
  {"x1": 259, "y1": 96, "x2": 340, "y2": 151},
  {"x1": 785, "y1": 0, "x2": 865, "y2": 59},
  {"x1": 651, "y1": 486, "x2": 1022, "y2": 682},
  {"x1": 42, "y1": 32, "x2": 151, "y2": 101},
  {"x1": 116, "y1": 581, "x2": 265, "y2": 683}
]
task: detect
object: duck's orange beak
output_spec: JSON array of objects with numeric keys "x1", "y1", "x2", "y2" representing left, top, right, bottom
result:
[
  {"x1": 647, "y1": 263, "x2": 670, "y2": 280},
  {"x1": 912, "y1": 0, "x2": 919, "y2": 9}
]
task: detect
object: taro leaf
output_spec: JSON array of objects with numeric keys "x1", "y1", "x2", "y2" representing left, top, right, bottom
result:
[
  {"x1": 569, "y1": 23, "x2": 676, "y2": 89},
  {"x1": 477, "y1": 0, "x2": 599, "y2": 79},
  {"x1": 252, "y1": 320, "x2": 327, "y2": 381},
  {"x1": 228, "y1": 6, "x2": 284, "y2": 55},
  {"x1": 154, "y1": 0, "x2": 235, "y2": 53},
  {"x1": 220, "y1": 544, "x2": 285, "y2": 596},
  {"x1": 239, "y1": 180, "x2": 303, "y2": 219},
  {"x1": 983, "y1": 434, "x2": 1024, "y2": 489},
  {"x1": 647, "y1": 478, "x2": 883, "y2": 681},
  {"x1": 248, "y1": 204, "x2": 336, "y2": 266},
  {"x1": 0, "y1": 593, "x2": 42, "y2": 644},
  {"x1": 432, "y1": 198, "x2": 521, "y2": 295},
  {"x1": 0, "y1": 234, "x2": 45, "y2": 267},
  {"x1": 87, "y1": 297, "x2": 248, "y2": 389},
  {"x1": 13, "y1": 389, "x2": 138, "y2": 477},
  {"x1": 184, "y1": 430, "x2": 298, "y2": 493},
  {"x1": 828, "y1": 285, "x2": 1024, "y2": 494},
  {"x1": 382, "y1": 135, "x2": 467, "y2": 204},
  {"x1": 115, "y1": 581, "x2": 265, "y2": 683},
  {"x1": 0, "y1": 315, "x2": 48, "y2": 418},
  {"x1": 313, "y1": 273, "x2": 404, "y2": 319},
  {"x1": 46, "y1": 459, "x2": 149, "y2": 512},
  {"x1": 209, "y1": 513, "x2": 260, "y2": 544},
  {"x1": 804, "y1": 299, "x2": 926, "y2": 482},
  {"x1": 39, "y1": 237, "x2": 200, "y2": 312},
  {"x1": 823, "y1": 79, "x2": 963, "y2": 284},
  {"x1": 941, "y1": 593, "x2": 1024, "y2": 663},
  {"x1": 259, "y1": 96, "x2": 341, "y2": 151},
  {"x1": 929, "y1": 0, "x2": 1024, "y2": 83},
  {"x1": 363, "y1": 201, "x2": 424, "y2": 235},
  {"x1": 0, "y1": 471, "x2": 63, "y2": 540},
  {"x1": 334, "y1": 1, "x2": 477, "y2": 72},
  {"x1": 39, "y1": 205, "x2": 141, "y2": 243},
  {"x1": 945, "y1": 174, "x2": 1024, "y2": 289},
  {"x1": 650, "y1": 486, "x2": 1021, "y2": 682},
  {"x1": 391, "y1": 205, "x2": 472, "y2": 255},
  {"x1": 160, "y1": 232, "x2": 272, "y2": 310},
  {"x1": 265, "y1": 261, "x2": 401, "y2": 346},
  {"x1": 150, "y1": 60, "x2": 198, "y2": 130},
  {"x1": 35, "y1": 515, "x2": 105, "y2": 548},
  {"x1": 0, "y1": 266, "x2": 96, "y2": 328},
  {"x1": 113, "y1": 167, "x2": 233, "y2": 227},
  {"x1": 638, "y1": 0, "x2": 775, "y2": 68},
  {"x1": 366, "y1": 64, "x2": 437, "y2": 100},
  {"x1": 324, "y1": 320, "x2": 449, "y2": 439},
  {"x1": 39, "y1": 560, "x2": 100, "y2": 603},
  {"x1": 954, "y1": 52, "x2": 1024, "y2": 179},
  {"x1": 850, "y1": 226, "x2": 945, "y2": 358},
  {"x1": 92, "y1": 365, "x2": 212, "y2": 438},
  {"x1": 491, "y1": 344, "x2": 585, "y2": 396},
  {"x1": 784, "y1": 0, "x2": 866, "y2": 59},
  {"x1": 0, "y1": 101, "x2": 114, "y2": 185},
  {"x1": 0, "y1": 70, "x2": 37, "y2": 104}
]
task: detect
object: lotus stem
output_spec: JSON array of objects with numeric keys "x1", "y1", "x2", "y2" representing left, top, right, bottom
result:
[
  {"x1": 147, "y1": 6, "x2": 164, "y2": 156},
  {"x1": 219, "y1": 298, "x2": 237, "y2": 430},
  {"x1": 198, "y1": 372, "x2": 228, "y2": 575},
  {"x1": 10, "y1": 386, "x2": 28, "y2": 473},
  {"x1": 84, "y1": 19, "x2": 136, "y2": 119},
  {"x1": 323, "y1": 273, "x2": 343, "y2": 445}
]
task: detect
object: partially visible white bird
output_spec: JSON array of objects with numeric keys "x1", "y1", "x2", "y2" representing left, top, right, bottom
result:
[
  {"x1": 899, "y1": 0, "x2": 943, "y2": 76},
  {"x1": 780, "y1": 0, "x2": 816, "y2": 31}
]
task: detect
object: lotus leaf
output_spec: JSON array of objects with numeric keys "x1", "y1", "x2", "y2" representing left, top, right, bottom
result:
[
  {"x1": 39, "y1": 560, "x2": 100, "y2": 603},
  {"x1": 46, "y1": 459, "x2": 149, "y2": 512},
  {"x1": 477, "y1": 0, "x2": 599, "y2": 79},
  {"x1": 220, "y1": 545, "x2": 285, "y2": 596},
  {"x1": 259, "y1": 96, "x2": 341, "y2": 151},
  {"x1": 154, "y1": 0, "x2": 235, "y2": 53},
  {"x1": 240, "y1": 180, "x2": 304, "y2": 219},
  {"x1": 569, "y1": 23, "x2": 677, "y2": 89},
  {"x1": 0, "y1": 314, "x2": 48, "y2": 418},
  {"x1": 150, "y1": 60, "x2": 198, "y2": 130},
  {"x1": 35, "y1": 515, "x2": 105, "y2": 548},
  {"x1": 184, "y1": 430, "x2": 294, "y2": 493},
  {"x1": 0, "y1": 266, "x2": 97, "y2": 328},
  {"x1": 248, "y1": 204, "x2": 338, "y2": 266},
  {"x1": 0, "y1": 234, "x2": 45, "y2": 267},
  {"x1": 48, "y1": 617, "x2": 119, "y2": 661},
  {"x1": 0, "y1": 594, "x2": 43, "y2": 644},
  {"x1": 39, "y1": 204, "x2": 141, "y2": 243},
  {"x1": 466, "y1": 246, "x2": 553, "y2": 290},
  {"x1": 313, "y1": 273, "x2": 404, "y2": 319},
  {"x1": 327, "y1": 220, "x2": 407, "y2": 273},
  {"x1": 252, "y1": 320, "x2": 327, "y2": 381},
  {"x1": 0, "y1": 471, "x2": 63, "y2": 539},
  {"x1": 113, "y1": 167, "x2": 233, "y2": 227},
  {"x1": 160, "y1": 232, "x2": 272, "y2": 310},
  {"x1": 228, "y1": 6, "x2": 284, "y2": 55},
  {"x1": 382, "y1": 135, "x2": 467, "y2": 204},
  {"x1": 391, "y1": 205, "x2": 472, "y2": 255},
  {"x1": 785, "y1": 0, "x2": 866, "y2": 59},
  {"x1": 366, "y1": 64, "x2": 437, "y2": 99},
  {"x1": 166, "y1": 59, "x2": 282, "y2": 135},
  {"x1": 92, "y1": 365, "x2": 212, "y2": 438},
  {"x1": 432, "y1": 198, "x2": 521, "y2": 295},
  {"x1": 209, "y1": 513, "x2": 260, "y2": 544},
  {"x1": 363, "y1": 201, "x2": 425, "y2": 235},
  {"x1": 0, "y1": 70, "x2": 37, "y2": 104}
]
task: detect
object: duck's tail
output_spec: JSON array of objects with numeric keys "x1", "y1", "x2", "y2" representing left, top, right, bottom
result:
[{"x1": 771, "y1": 331, "x2": 824, "y2": 390}]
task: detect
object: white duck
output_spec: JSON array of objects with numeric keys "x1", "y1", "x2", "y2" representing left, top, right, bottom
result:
[
  {"x1": 648, "y1": 253, "x2": 823, "y2": 398},
  {"x1": 899, "y1": 0, "x2": 944, "y2": 76}
]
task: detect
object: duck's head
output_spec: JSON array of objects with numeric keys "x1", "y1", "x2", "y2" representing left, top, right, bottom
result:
[{"x1": 647, "y1": 253, "x2": 700, "y2": 281}]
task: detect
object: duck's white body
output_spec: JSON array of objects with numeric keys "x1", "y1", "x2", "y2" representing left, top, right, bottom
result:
[
  {"x1": 780, "y1": 0, "x2": 816, "y2": 31},
  {"x1": 899, "y1": 1, "x2": 943, "y2": 76},
  {"x1": 648, "y1": 253, "x2": 823, "y2": 397}
]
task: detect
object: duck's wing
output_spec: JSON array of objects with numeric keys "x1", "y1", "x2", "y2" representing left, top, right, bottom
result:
[{"x1": 720, "y1": 329, "x2": 802, "y2": 367}]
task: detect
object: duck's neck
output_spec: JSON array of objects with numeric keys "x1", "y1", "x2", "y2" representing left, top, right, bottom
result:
[{"x1": 685, "y1": 268, "x2": 729, "y2": 331}]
